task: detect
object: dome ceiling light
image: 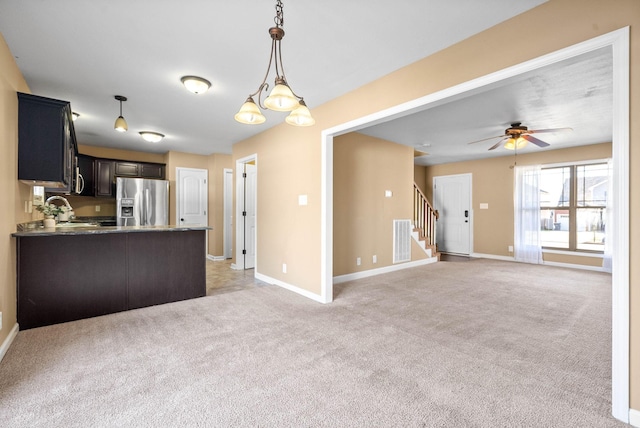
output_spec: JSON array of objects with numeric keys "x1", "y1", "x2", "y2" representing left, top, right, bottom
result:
[
  {"x1": 139, "y1": 131, "x2": 165, "y2": 143},
  {"x1": 181, "y1": 76, "x2": 211, "y2": 94}
]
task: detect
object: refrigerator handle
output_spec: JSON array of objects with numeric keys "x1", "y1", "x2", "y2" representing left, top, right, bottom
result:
[{"x1": 145, "y1": 188, "x2": 151, "y2": 226}]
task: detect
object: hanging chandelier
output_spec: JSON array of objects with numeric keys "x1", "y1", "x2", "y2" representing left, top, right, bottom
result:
[{"x1": 234, "y1": 0, "x2": 315, "y2": 127}]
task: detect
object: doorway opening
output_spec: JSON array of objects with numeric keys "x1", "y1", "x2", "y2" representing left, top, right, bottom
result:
[{"x1": 234, "y1": 155, "x2": 257, "y2": 271}]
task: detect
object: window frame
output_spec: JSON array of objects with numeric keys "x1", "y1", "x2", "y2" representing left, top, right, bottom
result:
[{"x1": 539, "y1": 158, "x2": 610, "y2": 254}]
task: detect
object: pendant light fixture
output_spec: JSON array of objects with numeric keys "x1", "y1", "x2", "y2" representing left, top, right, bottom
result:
[
  {"x1": 234, "y1": 0, "x2": 314, "y2": 127},
  {"x1": 114, "y1": 95, "x2": 128, "y2": 132}
]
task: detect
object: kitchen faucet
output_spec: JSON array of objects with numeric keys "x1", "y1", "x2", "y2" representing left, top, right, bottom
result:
[{"x1": 45, "y1": 195, "x2": 74, "y2": 219}]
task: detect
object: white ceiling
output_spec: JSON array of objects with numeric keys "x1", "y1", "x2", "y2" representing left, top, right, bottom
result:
[
  {"x1": 359, "y1": 46, "x2": 613, "y2": 165},
  {"x1": 0, "y1": 0, "x2": 548, "y2": 157}
]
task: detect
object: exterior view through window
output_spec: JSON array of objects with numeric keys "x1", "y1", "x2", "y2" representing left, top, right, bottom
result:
[{"x1": 540, "y1": 162, "x2": 609, "y2": 252}]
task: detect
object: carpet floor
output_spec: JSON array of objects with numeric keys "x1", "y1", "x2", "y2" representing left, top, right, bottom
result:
[{"x1": 0, "y1": 259, "x2": 625, "y2": 427}]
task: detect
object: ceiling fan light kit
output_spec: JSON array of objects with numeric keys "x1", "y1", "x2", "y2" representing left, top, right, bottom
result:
[
  {"x1": 469, "y1": 122, "x2": 572, "y2": 151},
  {"x1": 235, "y1": 0, "x2": 314, "y2": 127}
]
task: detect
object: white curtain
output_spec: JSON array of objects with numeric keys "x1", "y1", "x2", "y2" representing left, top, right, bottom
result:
[
  {"x1": 514, "y1": 165, "x2": 542, "y2": 264},
  {"x1": 602, "y1": 159, "x2": 613, "y2": 273}
]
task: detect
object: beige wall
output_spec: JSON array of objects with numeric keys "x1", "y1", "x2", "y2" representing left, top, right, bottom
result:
[
  {"x1": 414, "y1": 165, "x2": 427, "y2": 195},
  {"x1": 1, "y1": 33, "x2": 29, "y2": 348},
  {"x1": 78, "y1": 144, "x2": 165, "y2": 164},
  {"x1": 333, "y1": 132, "x2": 414, "y2": 276},
  {"x1": 232, "y1": 0, "x2": 640, "y2": 408},
  {"x1": 425, "y1": 143, "x2": 612, "y2": 259},
  {"x1": 207, "y1": 154, "x2": 232, "y2": 257}
]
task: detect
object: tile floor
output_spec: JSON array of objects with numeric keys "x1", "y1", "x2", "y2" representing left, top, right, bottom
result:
[{"x1": 206, "y1": 259, "x2": 270, "y2": 296}]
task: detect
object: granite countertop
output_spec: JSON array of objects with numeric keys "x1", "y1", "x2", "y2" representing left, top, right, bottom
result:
[{"x1": 12, "y1": 224, "x2": 211, "y2": 237}]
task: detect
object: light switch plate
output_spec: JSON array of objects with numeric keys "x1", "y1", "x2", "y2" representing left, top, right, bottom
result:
[
  {"x1": 298, "y1": 195, "x2": 308, "y2": 206},
  {"x1": 385, "y1": 190, "x2": 393, "y2": 198}
]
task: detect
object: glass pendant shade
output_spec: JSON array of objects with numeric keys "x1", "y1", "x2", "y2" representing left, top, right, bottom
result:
[
  {"x1": 504, "y1": 137, "x2": 527, "y2": 150},
  {"x1": 264, "y1": 82, "x2": 298, "y2": 111},
  {"x1": 285, "y1": 101, "x2": 315, "y2": 126},
  {"x1": 235, "y1": 98, "x2": 266, "y2": 124},
  {"x1": 114, "y1": 115, "x2": 128, "y2": 132}
]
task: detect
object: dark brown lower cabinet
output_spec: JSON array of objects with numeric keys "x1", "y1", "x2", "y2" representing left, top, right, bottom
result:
[{"x1": 16, "y1": 230, "x2": 206, "y2": 330}]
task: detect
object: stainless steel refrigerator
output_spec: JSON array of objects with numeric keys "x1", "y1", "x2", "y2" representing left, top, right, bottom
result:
[{"x1": 116, "y1": 177, "x2": 169, "y2": 226}]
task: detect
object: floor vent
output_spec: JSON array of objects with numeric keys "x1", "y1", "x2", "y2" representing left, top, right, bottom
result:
[{"x1": 393, "y1": 219, "x2": 411, "y2": 263}]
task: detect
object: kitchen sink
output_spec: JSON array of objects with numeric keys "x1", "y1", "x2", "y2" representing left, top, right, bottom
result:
[{"x1": 55, "y1": 222, "x2": 99, "y2": 228}]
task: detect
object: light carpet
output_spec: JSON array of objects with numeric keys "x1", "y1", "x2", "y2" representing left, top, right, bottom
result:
[{"x1": 0, "y1": 259, "x2": 626, "y2": 427}]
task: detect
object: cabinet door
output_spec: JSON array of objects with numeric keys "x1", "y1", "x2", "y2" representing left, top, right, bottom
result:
[
  {"x1": 95, "y1": 160, "x2": 114, "y2": 197},
  {"x1": 115, "y1": 162, "x2": 140, "y2": 176},
  {"x1": 140, "y1": 163, "x2": 165, "y2": 179}
]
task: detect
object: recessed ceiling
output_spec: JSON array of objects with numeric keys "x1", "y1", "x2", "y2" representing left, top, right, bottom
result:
[
  {"x1": 0, "y1": 0, "x2": 546, "y2": 155},
  {"x1": 359, "y1": 47, "x2": 613, "y2": 166}
]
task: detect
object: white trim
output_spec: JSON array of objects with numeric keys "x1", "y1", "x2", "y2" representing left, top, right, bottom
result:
[
  {"x1": 629, "y1": 408, "x2": 640, "y2": 428},
  {"x1": 223, "y1": 168, "x2": 234, "y2": 260},
  {"x1": 333, "y1": 258, "x2": 438, "y2": 285},
  {"x1": 255, "y1": 272, "x2": 328, "y2": 304},
  {"x1": 470, "y1": 252, "x2": 515, "y2": 262},
  {"x1": 541, "y1": 157, "x2": 611, "y2": 169},
  {"x1": 235, "y1": 154, "x2": 258, "y2": 272},
  {"x1": 542, "y1": 249, "x2": 604, "y2": 258},
  {"x1": 207, "y1": 255, "x2": 226, "y2": 261},
  {"x1": 0, "y1": 323, "x2": 19, "y2": 363},
  {"x1": 320, "y1": 27, "x2": 629, "y2": 422}
]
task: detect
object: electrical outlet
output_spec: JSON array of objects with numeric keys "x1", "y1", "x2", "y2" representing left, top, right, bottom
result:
[
  {"x1": 508, "y1": 245, "x2": 514, "y2": 252},
  {"x1": 373, "y1": 255, "x2": 377, "y2": 264},
  {"x1": 356, "y1": 257, "x2": 361, "y2": 266},
  {"x1": 282, "y1": 263, "x2": 287, "y2": 273},
  {"x1": 95, "y1": 205, "x2": 101, "y2": 212},
  {"x1": 0, "y1": 311, "x2": 3, "y2": 330}
]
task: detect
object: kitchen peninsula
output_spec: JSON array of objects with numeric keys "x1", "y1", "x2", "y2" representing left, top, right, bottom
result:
[{"x1": 12, "y1": 224, "x2": 209, "y2": 329}]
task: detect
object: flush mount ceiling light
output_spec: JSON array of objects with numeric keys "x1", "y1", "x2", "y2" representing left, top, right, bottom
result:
[
  {"x1": 71, "y1": 112, "x2": 80, "y2": 121},
  {"x1": 234, "y1": 0, "x2": 314, "y2": 127},
  {"x1": 114, "y1": 95, "x2": 128, "y2": 132},
  {"x1": 139, "y1": 131, "x2": 165, "y2": 143},
  {"x1": 181, "y1": 76, "x2": 211, "y2": 94}
]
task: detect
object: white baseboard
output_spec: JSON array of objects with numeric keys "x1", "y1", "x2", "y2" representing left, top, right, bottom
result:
[
  {"x1": 471, "y1": 252, "x2": 515, "y2": 262},
  {"x1": 629, "y1": 408, "x2": 640, "y2": 427},
  {"x1": 206, "y1": 254, "x2": 227, "y2": 261},
  {"x1": 333, "y1": 257, "x2": 438, "y2": 285},
  {"x1": 254, "y1": 272, "x2": 328, "y2": 304},
  {"x1": 471, "y1": 253, "x2": 606, "y2": 272},
  {"x1": 0, "y1": 323, "x2": 19, "y2": 363}
]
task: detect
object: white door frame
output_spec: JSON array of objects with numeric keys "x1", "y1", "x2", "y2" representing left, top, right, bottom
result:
[
  {"x1": 234, "y1": 154, "x2": 258, "y2": 271},
  {"x1": 223, "y1": 168, "x2": 233, "y2": 259},
  {"x1": 433, "y1": 173, "x2": 473, "y2": 255},
  {"x1": 321, "y1": 28, "x2": 629, "y2": 421}
]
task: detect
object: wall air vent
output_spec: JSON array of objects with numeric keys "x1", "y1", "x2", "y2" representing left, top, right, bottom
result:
[{"x1": 393, "y1": 219, "x2": 411, "y2": 263}]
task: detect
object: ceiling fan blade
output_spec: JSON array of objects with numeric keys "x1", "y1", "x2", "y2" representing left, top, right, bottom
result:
[
  {"x1": 488, "y1": 138, "x2": 507, "y2": 151},
  {"x1": 468, "y1": 134, "x2": 506, "y2": 145},
  {"x1": 529, "y1": 127, "x2": 573, "y2": 134},
  {"x1": 523, "y1": 135, "x2": 550, "y2": 148}
]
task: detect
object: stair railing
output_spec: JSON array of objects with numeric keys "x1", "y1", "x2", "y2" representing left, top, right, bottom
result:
[{"x1": 413, "y1": 183, "x2": 439, "y2": 248}]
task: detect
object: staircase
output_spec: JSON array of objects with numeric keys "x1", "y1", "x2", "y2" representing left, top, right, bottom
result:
[{"x1": 413, "y1": 183, "x2": 440, "y2": 260}]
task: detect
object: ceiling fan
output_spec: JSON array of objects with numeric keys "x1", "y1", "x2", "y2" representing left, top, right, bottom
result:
[{"x1": 468, "y1": 122, "x2": 572, "y2": 151}]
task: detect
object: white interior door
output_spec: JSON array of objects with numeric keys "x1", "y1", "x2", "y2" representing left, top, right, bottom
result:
[
  {"x1": 433, "y1": 174, "x2": 472, "y2": 255},
  {"x1": 236, "y1": 158, "x2": 257, "y2": 270},
  {"x1": 223, "y1": 168, "x2": 233, "y2": 259},
  {"x1": 177, "y1": 167, "x2": 208, "y2": 227}
]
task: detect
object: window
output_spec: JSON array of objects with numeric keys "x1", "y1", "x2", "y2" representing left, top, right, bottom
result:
[{"x1": 539, "y1": 162, "x2": 609, "y2": 252}]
